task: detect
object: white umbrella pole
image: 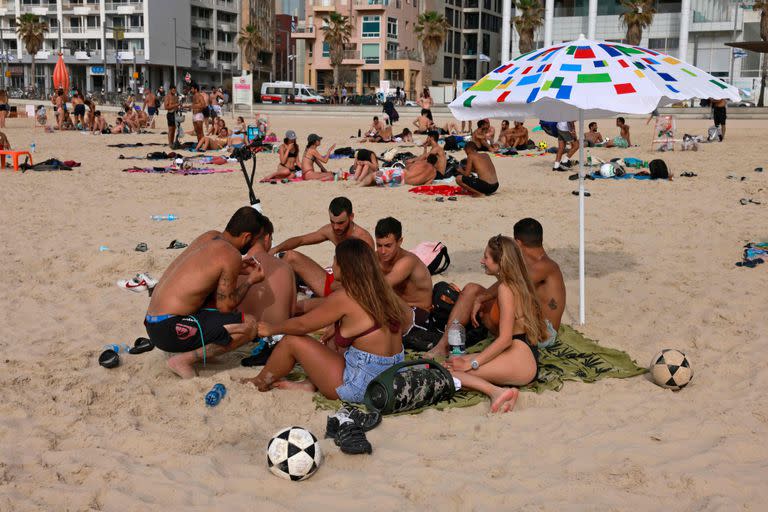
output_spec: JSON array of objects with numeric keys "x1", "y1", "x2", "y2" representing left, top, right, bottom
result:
[{"x1": 578, "y1": 111, "x2": 586, "y2": 325}]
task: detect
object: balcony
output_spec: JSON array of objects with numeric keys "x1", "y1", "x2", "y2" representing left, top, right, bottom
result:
[
  {"x1": 342, "y1": 48, "x2": 364, "y2": 65},
  {"x1": 105, "y1": 1, "x2": 143, "y2": 14},
  {"x1": 21, "y1": 3, "x2": 56, "y2": 15},
  {"x1": 291, "y1": 25, "x2": 316, "y2": 39},
  {"x1": 385, "y1": 49, "x2": 421, "y2": 61},
  {"x1": 194, "y1": 58, "x2": 209, "y2": 68},
  {"x1": 355, "y1": 0, "x2": 388, "y2": 11},
  {"x1": 192, "y1": 17, "x2": 214, "y2": 28},
  {"x1": 312, "y1": 0, "x2": 336, "y2": 12},
  {"x1": 216, "y1": 0, "x2": 238, "y2": 11},
  {"x1": 62, "y1": 25, "x2": 102, "y2": 35},
  {"x1": 215, "y1": 41, "x2": 237, "y2": 53}
]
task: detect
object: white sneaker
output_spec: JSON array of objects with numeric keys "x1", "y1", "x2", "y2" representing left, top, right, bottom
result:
[
  {"x1": 137, "y1": 272, "x2": 158, "y2": 289},
  {"x1": 116, "y1": 275, "x2": 148, "y2": 293}
]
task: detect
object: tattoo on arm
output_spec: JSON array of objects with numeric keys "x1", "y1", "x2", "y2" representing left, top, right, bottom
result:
[
  {"x1": 216, "y1": 275, "x2": 252, "y2": 305},
  {"x1": 548, "y1": 298, "x2": 558, "y2": 311}
]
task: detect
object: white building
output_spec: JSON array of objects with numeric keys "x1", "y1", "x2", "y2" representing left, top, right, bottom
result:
[
  {"x1": 0, "y1": 0, "x2": 241, "y2": 94},
  {"x1": 510, "y1": 0, "x2": 762, "y2": 93}
]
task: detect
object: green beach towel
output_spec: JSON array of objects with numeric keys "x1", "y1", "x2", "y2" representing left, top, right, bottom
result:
[{"x1": 311, "y1": 325, "x2": 646, "y2": 414}]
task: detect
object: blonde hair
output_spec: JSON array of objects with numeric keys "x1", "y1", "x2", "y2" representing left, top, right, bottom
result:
[
  {"x1": 487, "y1": 235, "x2": 547, "y2": 345},
  {"x1": 336, "y1": 238, "x2": 403, "y2": 329}
]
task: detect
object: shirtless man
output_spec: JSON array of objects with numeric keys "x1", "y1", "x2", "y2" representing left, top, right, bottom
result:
[
  {"x1": 497, "y1": 120, "x2": 513, "y2": 147},
  {"x1": 471, "y1": 119, "x2": 497, "y2": 151},
  {"x1": 412, "y1": 109, "x2": 433, "y2": 134},
  {"x1": 362, "y1": 116, "x2": 385, "y2": 139},
  {"x1": 404, "y1": 153, "x2": 438, "y2": 185},
  {"x1": 190, "y1": 83, "x2": 206, "y2": 142},
  {"x1": 615, "y1": 116, "x2": 631, "y2": 147},
  {"x1": 409, "y1": 131, "x2": 446, "y2": 177},
  {"x1": 375, "y1": 217, "x2": 433, "y2": 328},
  {"x1": 456, "y1": 141, "x2": 499, "y2": 196},
  {"x1": 144, "y1": 207, "x2": 267, "y2": 378},
  {"x1": 584, "y1": 121, "x2": 614, "y2": 147},
  {"x1": 427, "y1": 217, "x2": 565, "y2": 356},
  {"x1": 143, "y1": 88, "x2": 158, "y2": 129},
  {"x1": 164, "y1": 85, "x2": 180, "y2": 147},
  {"x1": 239, "y1": 213, "x2": 296, "y2": 324},
  {"x1": 508, "y1": 121, "x2": 529, "y2": 149},
  {"x1": 269, "y1": 197, "x2": 374, "y2": 297}
]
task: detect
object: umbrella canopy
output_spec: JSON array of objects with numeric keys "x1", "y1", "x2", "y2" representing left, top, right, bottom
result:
[
  {"x1": 449, "y1": 35, "x2": 739, "y2": 121},
  {"x1": 449, "y1": 36, "x2": 739, "y2": 325},
  {"x1": 52, "y1": 53, "x2": 69, "y2": 92}
]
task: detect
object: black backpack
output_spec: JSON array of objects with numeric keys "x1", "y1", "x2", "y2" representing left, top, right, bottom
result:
[
  {"x1": 333, "y1": 147, "x2": 355, "y2": 156},
  {"x1": 443, "y1": 135, "x2": 461, "y2": 151},
  {"x1": 429, "y1": 281, "x2": 461, "y2": 332},
  {"x1": 649, "y1": 159, "x2": 669, "y2": 180}
]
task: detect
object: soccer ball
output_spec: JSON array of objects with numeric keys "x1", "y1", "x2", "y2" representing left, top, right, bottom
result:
[
  {"x1": 650, "y1": 349, "x2": 693, "y2": 390},
  {"x1": 537, "y1": 141, "x2": 548, "y2": 150},
  {"x1": 266, "y1": 426, "x2": 323, "y2": 481}
]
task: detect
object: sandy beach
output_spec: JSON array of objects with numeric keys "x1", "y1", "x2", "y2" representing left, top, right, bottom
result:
[{"x1": 1, "y1": 110, "x2": 767, "y2": 511}]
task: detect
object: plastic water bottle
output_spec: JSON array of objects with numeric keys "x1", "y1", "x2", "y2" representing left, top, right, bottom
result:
[
  {"x1": 295, "y1": 169, "x2": 303, "y2": 179},
  {"x1": 98, "y1": 245, "x2": 110, "y2": 252},
  {"x1": 447, "y1": 320, "x2": 466, "y2": 356},
  {"x1": 150, "y1": 214, "x2": 178, "y2": 221},
  {"x1": 251, "y1": 335, "x2": 284, "y2": 357},
  {"x1": 586, "y1": 150, "x2": 592, "y2": 167},
  {"x1": 30, "y1": 142, "x2": 36, "y2": 153},
  {"x1": 205, "y1": 383, "x2": 227, "y2": 407}
]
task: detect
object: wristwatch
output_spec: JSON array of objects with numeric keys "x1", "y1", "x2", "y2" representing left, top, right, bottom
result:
[{"x1": 470, "y1": 359, "x2": 480, "y2": 370}]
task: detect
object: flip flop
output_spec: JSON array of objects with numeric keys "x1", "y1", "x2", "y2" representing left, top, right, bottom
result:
[
  {"x1": 98, "y1": 349, "x2": 120, "y2": 369},
  {"x1": 135, "y1": 242, "x2": 148, "y2": 252},
  {"x1": 435, "y1": 196, "x2": 445, "y2": 202},
  {"x1": 755, "y1": 167, "x2": 764, "y2": 173},
  {"x1": 167, "y1": 240, "x2": 188, "y2": 249},
  {"x1": 740, "y1": 198, "x2": 750, "y2": 205},
  {"x1": 572, "y1": 190, "x2": 591, "y2": 197},
  {"x1": 128, "y1": 337, "x2": 154, "y2": 355},
  {"x1": 680, "y1": 172, "x2": 698, "y2": 177},
  {"x1": 447, "y1": 196, "x2": 458, "y2": 201}
]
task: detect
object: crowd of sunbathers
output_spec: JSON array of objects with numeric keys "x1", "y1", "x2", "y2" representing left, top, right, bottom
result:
[{"x1": 141, "y1": 197, "x2": 566, "y2": 413}]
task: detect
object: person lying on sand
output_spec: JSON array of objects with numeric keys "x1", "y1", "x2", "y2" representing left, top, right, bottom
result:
[
  {"x1": 239, "y1": 214, "x2": 296, "y2": 324},
  {"x1": 584, "y1": 122, "x2": 614, "y2": 148},
  {"x1": 408, "y1": 131, "x2": 446, "y2": 177},
  {"x1": 195, "y1": 127, "x2": 230, "y2": 151},
  {"x1": 393, "y1": 127, "x2": 414, "y2": 143},
  {"x1": 455, "y1": 141, "x2": 499, "y2": 197},
  {"x1": 375, "y1": 217, "x2": 433, "y2": 329},
  {"x1": 428, "y1": 218, "x2": 565, "y2": 357},
  {"x1": 269, "y1": 197, "x2": 374, "y2": 298},
  {"x1": 261, "y1": 130, "x2": 300, "y2": 182},
  {"x1": 241, "y1": 238, "x2": 412, "y2": 402},
  {"x1": 352, "y1": 148, "x2": 379, "y2": 185},
  {"x1": 144, "y1": 207, "x2": 266, "y2": 378},
  {"x1": 301, "y1": 133, "x2": 335, "y2": 181},
  {"x1": 439, "y1": 235, "x2": 546, "y2": 413}
]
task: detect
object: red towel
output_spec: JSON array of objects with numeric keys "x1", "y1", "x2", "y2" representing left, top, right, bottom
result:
[{"x1": 408, "y1": 185, "x2": 472, "y2": 196}]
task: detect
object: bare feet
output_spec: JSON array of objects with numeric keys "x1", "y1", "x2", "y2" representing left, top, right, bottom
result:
[
  {"x1": 166, "y1": 354, "x2": 198, "y2": 379},
  {"x1": 490, "y1": 387, "x2": 519, "y2": 413},
  {"x1": 273, "y1": 379, "x2": 317, "y2": 393},
  {"x1": 425, "y1": 342, "x2": 449, "y2": 359}
]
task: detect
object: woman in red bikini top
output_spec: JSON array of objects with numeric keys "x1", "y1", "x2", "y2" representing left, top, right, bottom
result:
[{"x1": 242, "y1": 238, "x2": 412, "y2": 401}]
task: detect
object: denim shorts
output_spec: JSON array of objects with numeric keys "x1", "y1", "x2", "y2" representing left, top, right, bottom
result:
[
  {"x1": 539, "y1": 320, "x2": 558, "y2": 349},
  {"x1": 336, "y1": 345, "x2": 404, "y2": 403}
]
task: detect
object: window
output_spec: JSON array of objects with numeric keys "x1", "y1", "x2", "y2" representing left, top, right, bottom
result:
[
  {"x1": 362, "y1": 43, "x2": 380, "y2": 63},
  {"x1": 87, "y1": 15, "x2": 99, "y2": 28},
  {"x1": 362, "y1": 16, "x2": 381, "y2": 38},
  {"x1": 130, "y1": 14, "x2": 143, "y2": 28},
  {"x1": 322, "y1": 41, "x2": 330, "y2": 57},
  {"x1": 444, "y1": 56, "x2": 452, "y2": 78},
  {"x1": 387, "y1": 17, "x2": 397, "y2": 38}
]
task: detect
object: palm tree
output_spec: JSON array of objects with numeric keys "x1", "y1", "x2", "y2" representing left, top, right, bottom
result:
[
  {"x1": 16, "y1": 13, "x2": 49, "y2": 93},
  {"x1": 415, "y1": 11, "x2": 450, "y2": 87},
  {"x1": 321, "y1": 12, "x2": 352, "y2": 90},
  {"x1": 619, "y1": 0, "x2": 655, "y2": 46},
  {"x1": 754, "y1": 0, "x2": 767, "y2": 106},
  {"x1": 514, "y1": 0, "x2": 544, "y2": 55},
  {"x1": 237, "y1": 24, "x2": 266, "y2": 83}
]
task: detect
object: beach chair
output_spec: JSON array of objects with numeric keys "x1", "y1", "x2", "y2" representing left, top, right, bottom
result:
[{"x1": 651, "y1": 115, "x2": 680, "y2": 151}]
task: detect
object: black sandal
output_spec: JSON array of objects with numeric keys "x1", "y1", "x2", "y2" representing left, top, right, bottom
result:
[{"x1": 128, "y1": 337, "x2": 154, "y2": 354}]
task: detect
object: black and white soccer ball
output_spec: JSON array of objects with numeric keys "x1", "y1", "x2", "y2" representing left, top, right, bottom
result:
[
  {"x1": 266, "y1": 426, "x2": 322, "y2": 481},
  {"x1": 650, "y1": 349, "x2": 693, "y2": 390}
]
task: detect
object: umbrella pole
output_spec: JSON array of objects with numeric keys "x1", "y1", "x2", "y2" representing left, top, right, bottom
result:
[{"x1": 578, "y1": 110, "x2": 586, "y2": 325}]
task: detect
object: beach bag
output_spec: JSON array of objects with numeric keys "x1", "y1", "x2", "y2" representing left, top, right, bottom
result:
[
  {"x1": 364, "y1": 359, "x2": 455, "y2": 414},
  {"x1": 334, "y1": 147, "x2": 355, "y2": 156},
  {"x1": 539, "y1": 121, "x2": 559, "y2": 138},
  {"x1": 410, "y1": 242, "x2": 450, "y2": 275},
  {"x1": 381, "y1": 147, "x2": 400, "y2": 161},
  {"x1": 707, "y1": 125, "x2": 721, "y2": 142},
  {"x1": 599, "y1": 162, "x2": 626, "y2": 178},
  {"x1": 429, "y1": 281, "x2": 461, "y2": 332},
  {"x1": 443, "y1": 135, "x2": 462, "y2": 151},
  {"x1": 649, "y1": 159, "x2": 669, "y2": 180}
]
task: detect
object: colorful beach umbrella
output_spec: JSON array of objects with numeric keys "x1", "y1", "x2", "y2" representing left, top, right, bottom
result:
[
  {"x1": 52, "y1": 52, "x2": 69, "y2": 92},
  {"x1": 449, "y1": 35, "x2": 739, "y2": 325}
]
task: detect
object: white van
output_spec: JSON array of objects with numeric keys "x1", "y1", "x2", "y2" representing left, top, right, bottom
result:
[{"x1": 260, "y1": 82, "x2": 326, "y2": 104}]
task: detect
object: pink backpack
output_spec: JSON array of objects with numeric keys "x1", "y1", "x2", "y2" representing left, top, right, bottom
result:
[{"x1": 410, "y1": 242, "x2": 451, "y2": 275}]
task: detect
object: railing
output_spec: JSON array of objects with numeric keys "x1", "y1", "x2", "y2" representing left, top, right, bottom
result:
[
  {"x1": 62, "y1": 26, "x2": 102, "y2": 34},
  {"x1": 313, "y1": 0, "x2": 335, "y2": 7},
  {"x1": 385, "y1": 49, "x2": 421, "y2": 61},
  {"x1": 292, "y1": 26, "x2": 315, "y2": 34},
  {"x1": 20, "y1": 2, "x2": 57, "y2": 13},
  {"x1": 355, "y1": 0, "x2": 389, "y2": 6},
  {"x1": 343, "y1": 48, "x2": 360, "y2": 60},
  {"x1": 691, "y1": 0, "x2": 733, "y2": 23},
  {"x1": 105, "y1": 1, "x2": 144, "y2": 10},
  {"x1": 216, "y1": 0, "x2": 238, "y2": 9}
]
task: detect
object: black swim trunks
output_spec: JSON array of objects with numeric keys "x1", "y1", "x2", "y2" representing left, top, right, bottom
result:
[
  {"x1": 74, "y1": 104, "x2": 85, "y2": 116},
  {"x1": 144, "y1": 309, "x2": 243, "y2": 353},
  {"x1": 462, "y1": 175, "x2": 499, "y2": 196},
  {"x1": 713, "y1": 106, "x2": 727, "y2": 126},
  {"x1": 166, "y1": 112, "x2": 175, "y2": 127},
  {"x1": 0, "y1": 104, "x2": 8, "y2": 112},
  {"x1": 148, "y1": 107, "x2": 158, "y2": 116}
]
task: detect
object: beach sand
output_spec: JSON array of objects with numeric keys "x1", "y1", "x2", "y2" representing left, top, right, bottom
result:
[{"x1": 1, "y1": 111, "x2": 766, "y2": 511}]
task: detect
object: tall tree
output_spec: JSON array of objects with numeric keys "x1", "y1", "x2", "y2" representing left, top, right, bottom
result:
[
  {"x1": 514, "y1": 0, "x2": 544, "y2": 55},
  {"x1": 415, "y1": 11, "x2": 450, "y2": 87},
  {"x1": 16, "y1": 13, "x2": 49, "y2": 93},
  {"x1": 237, "y1": 24, "x2": 266, "y2": 83},
  {"x1": 619, "y1": 0, "x2": 656, "y2": 46},
  {"x1": 754, "y1": 0, "x2": 767, "y2": 106},
  {"x1": 322, "y1": 12, "x2": 352, "y2": 90}
]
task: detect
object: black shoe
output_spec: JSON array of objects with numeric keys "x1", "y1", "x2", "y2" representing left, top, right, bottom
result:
[
  {"x1": 325, "y1": 405, "x2": 381, "y2": 439},
  {"x1": 334, "y1": 420, "x2": 372, "y2": 455}
]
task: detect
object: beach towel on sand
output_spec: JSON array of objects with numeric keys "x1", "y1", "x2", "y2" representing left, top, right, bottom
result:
[
  {"x1": 122, "y1": 166, "x2": 234, "y2": 175},
  {"x1": 409, "y1": 185, "x2": 472, "y2": 196},
  {"x1": 590, "y1": 172, "x2": 651, "y2": 180},
  {"x1": 310, "y1": 325, "x2": 646, "y2": 414}
]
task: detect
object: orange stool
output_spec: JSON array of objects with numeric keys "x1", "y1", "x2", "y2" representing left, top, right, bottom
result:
[{"x1": 0, "y1": 150, "x2": 33, "y2": 172}]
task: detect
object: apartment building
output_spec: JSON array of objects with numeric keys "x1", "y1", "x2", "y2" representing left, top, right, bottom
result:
[
  {"x1": 292, "y1": 0, "x2": 424, "y2": 97},
  {"x1": 240, "y1": 0, "x2": 274, "y2": 82},
  {"x1": 0, "y1": 0, "x2": 240, "y2": 94}
]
